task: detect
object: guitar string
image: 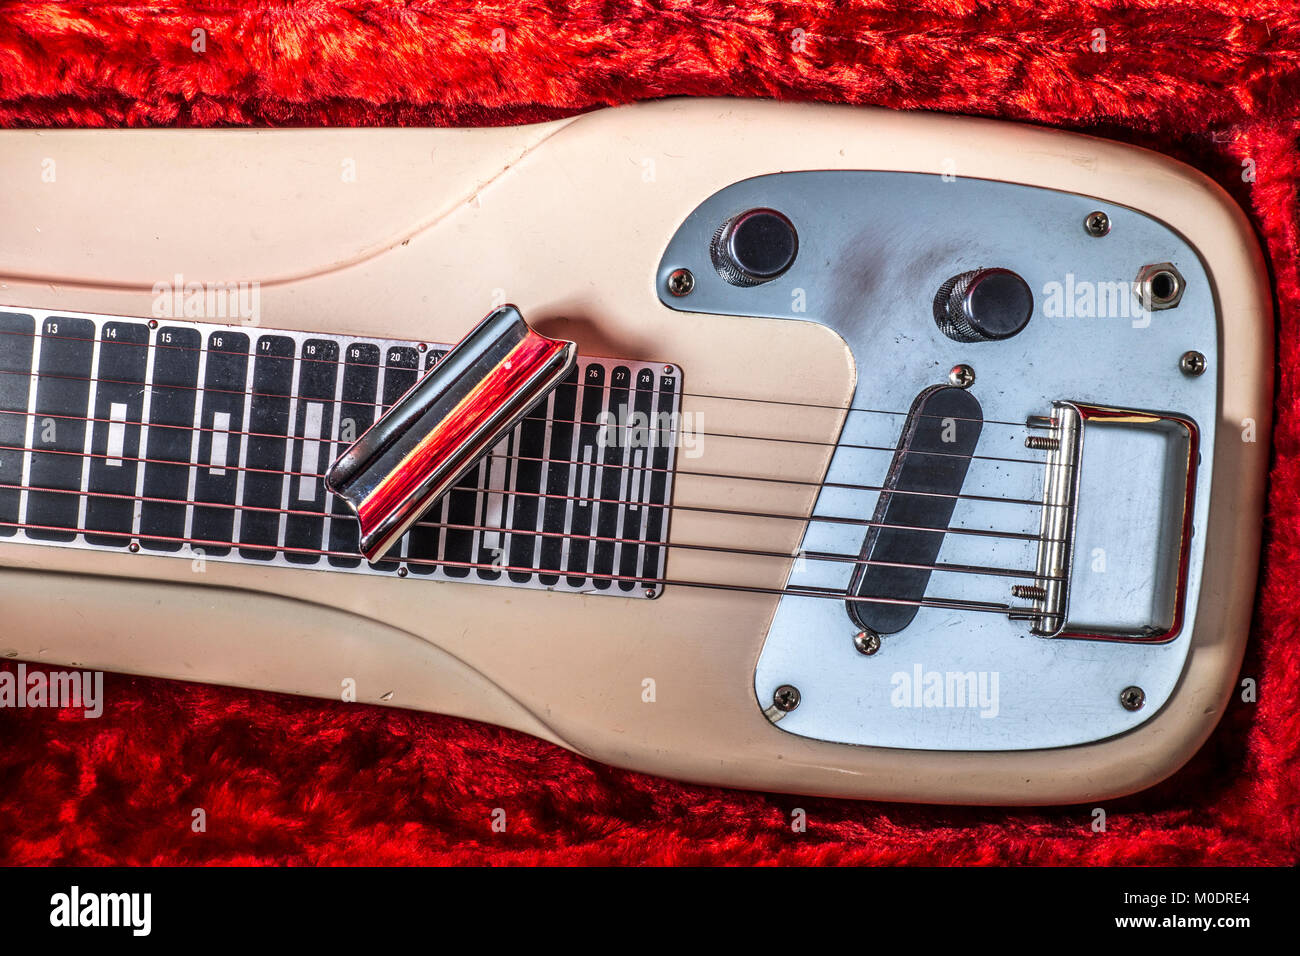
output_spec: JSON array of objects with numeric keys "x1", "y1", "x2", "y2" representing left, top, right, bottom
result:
[
  {"x1": 680, "y1": 388, "x2": 1035, "y2": 426},
  {"x1": 0, "y1": 425, "x2": 1053, "y2": 599},
  {"x1": 0, "y1": 368, "x2": 1051, "y2": 467},
  {"x1": 0, "y1": 325, "x2": 1037, "y2": 426},
  {"x1": 0, "y1": 326, "x2": 1060, "y2": 603},
  {"x1": 0, "y1": 409, "x2": 1049, "y2": 509},
  {"x1": 0, "y1": 483, "x2": 1054, "y2": 581},
  {"x1": 0, "y1": 460, "x2": 1059, "y2": 545},
  {"x1": 0, "y1": 516, "x2": 1030, "y2": 617}
]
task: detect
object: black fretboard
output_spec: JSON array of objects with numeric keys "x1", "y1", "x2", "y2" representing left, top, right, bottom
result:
[{"x1": 0, "y1": 307, "x2": 681, "y2": 597}]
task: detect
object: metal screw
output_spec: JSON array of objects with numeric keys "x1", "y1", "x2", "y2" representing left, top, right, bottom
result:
[
  {"x1": 662, "y1": 365, "x2": 673, "y2": 374},
  {"x1": 1011, "y1": 584, "x2": 1046, "y2": 601},
  {"x1": 853, "y1": 629, "x2": 881, "y2": 656},
  {"x1": 398, "y1": 566, "x2": 409, "y2": 578},
  {"x1": 1179, "y1": 350, "x2": 1207, "y2": 376},
  {"x1": 1025, "y1": 435, "x2": 1060, "y2": 450},
  {"x1": 667, "y1": 268, "x2": 695, "y2": 297},
  {"x1": 148, "y1": 319, "x2": 159, "y2": 330},
  {"x1": 1084, "y1": 211, "x2": 1111, "y2": 237},
  {"x1": 417, "y1": 342, "x2": 428, "y2": 353},
  {"x1": 644, "y1": 587, "x2": 658, "y2": 599},
  {"x1": 128, "y1": 541, "x2": 140, "y2": 553},
  {"x1": 1119, "y1": 685, "x2": 1146, "y2": 711},
  {"x1": 948, "y1": 364, "x2": 975, "y2": 388},
  {"x1": 772, "y1": 684, "x2": 801, "y2": 712}
]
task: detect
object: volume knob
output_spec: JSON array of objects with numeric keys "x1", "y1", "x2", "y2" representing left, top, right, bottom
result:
[
  {"x1": 933, "y1": 268, "x2": 1034, "y2": 343},
  {"x1": 710, "y1": 208, "x2": 798, "y2": 287}
]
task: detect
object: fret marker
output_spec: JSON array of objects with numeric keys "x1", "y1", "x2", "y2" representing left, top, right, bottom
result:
[
  {"x1": 209, "y1": 411, "x2": 231, "y2": 475},
  {"x1": 579, "y1": 445, "x2": 594, "y2": 508},
  {"x1": 481, "y1": 437, "x2": 510, "y2": 552},
  {"x1": 298, "y1": 402, "x2": 324, "y2": 501},
  {"x1": 106, "y1": 402, "x2": 129, "y2": 467},
  {"x1": 628, "y1": 449, "x2": 645, "y2": 510}
]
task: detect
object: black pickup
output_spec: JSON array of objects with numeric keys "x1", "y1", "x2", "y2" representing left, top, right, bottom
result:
[{"x1": 847, "y1": 385, "x2": 983, "y2": 634}]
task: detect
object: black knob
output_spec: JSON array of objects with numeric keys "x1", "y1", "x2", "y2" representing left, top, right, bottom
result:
[
  {"x1": 711, "y1": 208, "x2": 798, "y2": 286},
  {"x1": 933, "y1": 268, "x2": 1034, "y2": 342}
]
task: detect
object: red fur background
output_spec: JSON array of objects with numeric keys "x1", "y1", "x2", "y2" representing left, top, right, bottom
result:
[{"x1": 0, "y1": 1, "x2": 1297, "y2": 865}]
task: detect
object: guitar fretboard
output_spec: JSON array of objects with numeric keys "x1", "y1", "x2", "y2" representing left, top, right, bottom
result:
[{"x1": 0, "y1": 307, "x2": 681, "y2": 597}]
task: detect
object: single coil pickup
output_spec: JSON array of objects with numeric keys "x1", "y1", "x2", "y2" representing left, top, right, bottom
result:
[{"x1": 847, "y1": 385, "x2": 983, "y2": 634}]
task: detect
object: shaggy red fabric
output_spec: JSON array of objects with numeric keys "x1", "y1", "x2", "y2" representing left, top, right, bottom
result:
[{"x1": 0, "y1": 1, "x2": 1297, "y2": 865}]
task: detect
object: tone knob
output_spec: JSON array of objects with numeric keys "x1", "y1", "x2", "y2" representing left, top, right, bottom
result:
[
  {"x1": 710, "y1": 208, "x2": 798, "y2": 286},
  {"x1": 933, "y1": 268, "x2": 1034, "y2": 342}
]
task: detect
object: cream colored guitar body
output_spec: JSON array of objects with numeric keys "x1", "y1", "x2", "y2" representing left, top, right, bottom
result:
[{"x1": 0, "y1": 100, "x2": 1271, "y2": 804}]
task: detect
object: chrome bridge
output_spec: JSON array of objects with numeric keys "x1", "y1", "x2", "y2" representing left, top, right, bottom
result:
[{"x1": 1021, "y1": 402, "x2": 1198, "y2": 642}]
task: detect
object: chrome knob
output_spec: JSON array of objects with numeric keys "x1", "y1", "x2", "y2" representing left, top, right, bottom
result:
[
  {"x1": 934, "y1": 268, "x2": 1034, "y2": 342},
  {"x1": 710, "y1": 208, "x2": 798, "y2": 287}
]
